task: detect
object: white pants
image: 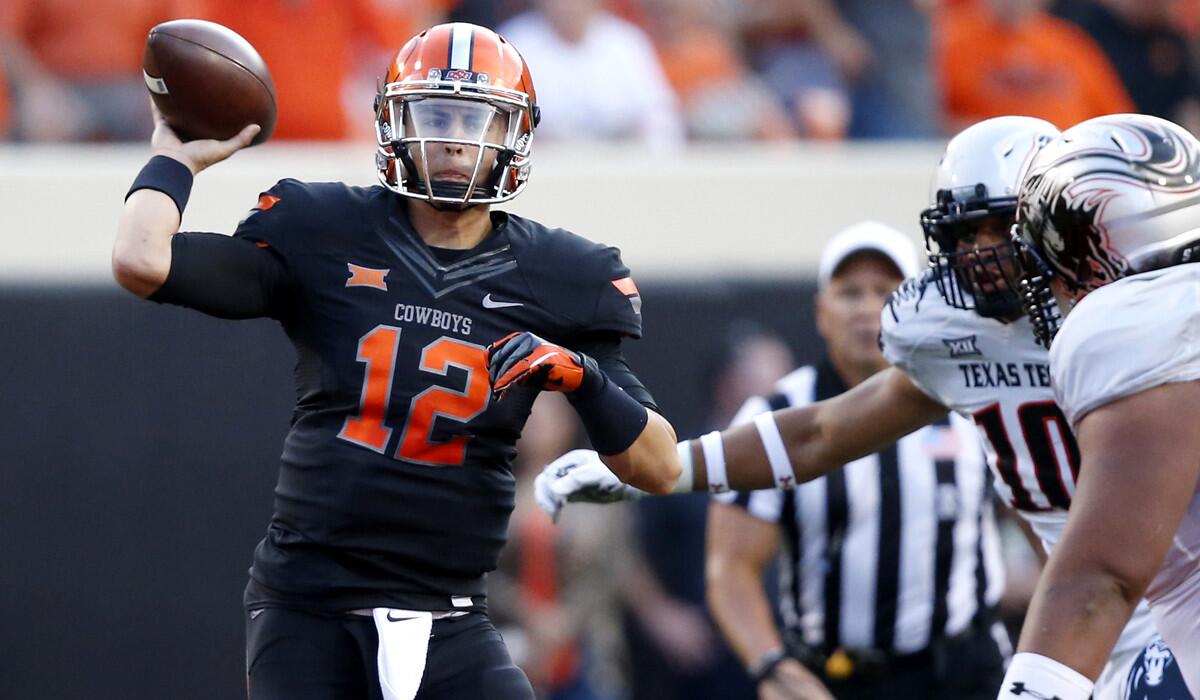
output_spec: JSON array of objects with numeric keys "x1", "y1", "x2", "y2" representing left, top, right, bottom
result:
[
  {"x1": 1092, "y1": 600, "x2": 1160, "y2": 700},
  {"x1": 1093, "y1": 643, "x2": 1142, "y2": 700}
]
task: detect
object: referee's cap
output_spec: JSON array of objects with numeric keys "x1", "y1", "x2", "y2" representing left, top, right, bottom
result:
[{"x1": 817, "y1": 221, "x2": 919, "y2": 290}]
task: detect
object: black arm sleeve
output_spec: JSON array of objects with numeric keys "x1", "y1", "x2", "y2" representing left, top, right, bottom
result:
[
  {"x1": 571, "y1": 332, "x2": 659, "y2": 413},
  {"x1": 149, "y1": 232, "x2": 295, "y2": 320}
]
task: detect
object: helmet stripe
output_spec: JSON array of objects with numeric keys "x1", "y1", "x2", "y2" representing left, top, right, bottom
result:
[
  {"x1": 468, "y1": 27, "x2": 475, "y2": 70},
  {"x1": 449, "y1": 24, "x2": 473, "y2": 70}
]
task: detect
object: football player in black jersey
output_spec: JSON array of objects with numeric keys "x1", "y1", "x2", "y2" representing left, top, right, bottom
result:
[{"x1": 112, "y1": 22, "x2": 681, "y2": 700}]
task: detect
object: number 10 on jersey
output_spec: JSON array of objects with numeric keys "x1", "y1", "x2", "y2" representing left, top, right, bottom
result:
[{"x1": 337, "y1": 325, "x2": 490, "y2": 466}]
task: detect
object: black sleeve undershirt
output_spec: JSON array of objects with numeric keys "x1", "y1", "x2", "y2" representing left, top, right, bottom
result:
[
  {"x1": 570, "y1": 331, "x2": 659, "y2": 413},
  {"x1": 149, "y1": 232, "x2": 295, "y2": 320}
]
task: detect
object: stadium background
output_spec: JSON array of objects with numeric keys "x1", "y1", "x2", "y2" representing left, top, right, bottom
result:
[{"x1": 1, "y1": 1, "x2": 1197, "y2": 699}]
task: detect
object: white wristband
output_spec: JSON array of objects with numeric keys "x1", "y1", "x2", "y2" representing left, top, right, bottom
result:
[
  {"x1": 753, "y1": 412, "x2": 796, "y2": 490},
  {"x1": 699, "y1": 430, "x2": 729, "y2": 494},
  {"x1": 671, "y1": 441, "x2": 695, "y2": 494},
  {"x1": 999, "y1": 653, "x2": 1094, "y2": 700}
]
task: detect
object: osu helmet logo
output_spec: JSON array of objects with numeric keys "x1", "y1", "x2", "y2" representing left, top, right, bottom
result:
[{"x1": 440, "y1": 68, "x2": 488, "y2": 83}]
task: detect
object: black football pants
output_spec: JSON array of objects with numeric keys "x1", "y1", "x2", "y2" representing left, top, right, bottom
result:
[{"x1": 246, "y1": 607, "x2": 534, "y2": 700}]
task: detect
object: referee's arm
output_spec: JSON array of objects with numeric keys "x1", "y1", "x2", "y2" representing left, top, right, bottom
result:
[{"x1": 706, "y1": 501, "x2": 834, "y2": 700}]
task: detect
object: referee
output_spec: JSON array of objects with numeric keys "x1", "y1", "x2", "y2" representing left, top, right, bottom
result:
[{"x1": 706, "y1": 223, "x2": 1008, "y2": 700}]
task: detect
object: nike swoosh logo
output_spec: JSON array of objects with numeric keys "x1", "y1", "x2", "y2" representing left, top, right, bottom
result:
[
  {"x1": 482, "y1": 293, "x2": 523, "y2": 309},
  {"x1": 386, "y1": 612, "x2": 419, "y2": 622}
]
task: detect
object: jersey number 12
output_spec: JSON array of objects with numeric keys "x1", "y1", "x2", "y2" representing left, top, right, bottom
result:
[{"x1": 337, "y1": 325, "x2": 490, "y2": 466}]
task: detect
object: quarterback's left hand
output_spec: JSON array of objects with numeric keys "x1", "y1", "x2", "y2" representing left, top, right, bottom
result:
[
  {"x1": 534, "y1": 449, "x2": 645, "y2": 521},
  {"x1": 487, "y1": 331, "x2": 598, "y2": 398}
]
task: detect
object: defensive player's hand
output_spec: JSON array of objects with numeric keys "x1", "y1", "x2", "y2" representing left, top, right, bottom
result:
[
  {"x1": 487, "y1": 331, "x2": 596, "y2": 398},
  {"x1": 149, "y1": 101, "x2": 259, "y2": 176},
  {"x1": 534, "y1": 449, "x2": 644, "y2": 521},
  {"x1": 760, "y1": 659, "x2": 835, "y2": 700}
]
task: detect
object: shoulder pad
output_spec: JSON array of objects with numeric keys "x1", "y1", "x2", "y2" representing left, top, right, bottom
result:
[
  {"x1": 880, "y1": 270, "x2": 965, "y2": 369},
  {"x1": 883, "y1": 269, "x2": 937, "y2": 322},
  {"x1": 1051, "y1": 268, "x2": 1200, "y2": 428},
  {"x1": 232, "y1": 179, "x2": 386, "y2": 257},
  {"x1": 505, "y1": 214, "x2": 642, "y2": 338}
]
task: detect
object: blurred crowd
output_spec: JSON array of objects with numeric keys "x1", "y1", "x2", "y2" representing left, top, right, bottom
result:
[{"x1": 1, "y1": 0, "x2": 1197, "y2": 144}]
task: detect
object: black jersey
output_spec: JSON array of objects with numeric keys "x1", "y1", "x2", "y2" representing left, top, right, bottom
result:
[{"x1": 155, "y1": 179, "x2": 647, "y2": 612}]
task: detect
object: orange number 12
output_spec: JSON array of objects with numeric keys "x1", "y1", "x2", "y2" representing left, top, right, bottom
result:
[{"x1": 338, "y1": 325, "x2": 490, "y2": 466}]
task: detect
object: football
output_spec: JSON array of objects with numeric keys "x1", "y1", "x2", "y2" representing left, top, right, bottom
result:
[{"x1": 142, "y1": 19, "x2": 276, "y2": 145}]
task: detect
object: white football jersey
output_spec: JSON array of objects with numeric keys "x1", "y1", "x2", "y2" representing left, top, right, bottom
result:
[
  {"x1": 881, "y1": 272, "x2": 1158, "y2": 664},
  {"x1": 1051, "y1": 265, "x2": 1200, "y2": 606},
  {"x1": 881, "y1": 273, "x2": 1079, "y2": 534}
]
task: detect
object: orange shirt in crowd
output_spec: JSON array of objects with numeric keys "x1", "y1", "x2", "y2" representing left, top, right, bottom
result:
[
  {"x1": 198, "y1": 0, "x2": 448, "y2": 140},
  {"x1": 656, "y1": 29, "x2": 744, "y2": 104},
  {"x1": 518, "y1": 513, "x2": 579, "y2": 689},
  {"x1": 1176, "y1": 0, "x2": 1199, "y2": 39},
  {"x1": 0, "y1": 59, "x2": 9, "y2": 138},
  {"x1": 936, "y1": 1, "x2": 1135, "y2": 130},
  {"x1": 0, "y1": 0, "x2": 200, "y2": 79}
]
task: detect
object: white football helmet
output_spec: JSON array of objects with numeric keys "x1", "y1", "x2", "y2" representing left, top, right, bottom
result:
[
  {"x1": 1014, "y1": 114, "x2": 1200, "y2": 345},
  {"x1": 921, "y1": 116, "x2": 1060, "y2": 319}
]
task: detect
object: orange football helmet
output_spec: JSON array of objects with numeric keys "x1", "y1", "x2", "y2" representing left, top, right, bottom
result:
[{"x1": 375, "y1": 23, "x2": 539, "y2": 207}]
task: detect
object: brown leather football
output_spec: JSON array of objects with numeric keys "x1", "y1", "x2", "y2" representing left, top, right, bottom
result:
[{"x1": 143, "y1": 19, "x2": 276, "y2": 145}]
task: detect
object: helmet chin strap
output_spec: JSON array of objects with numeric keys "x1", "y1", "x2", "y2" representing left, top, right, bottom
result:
[
  {"x1": 420, "y1": 182, "x2": 478, "y2": 212},
  {"x1": 391, "y1": 142, "x2": 517, "y2": 210}
]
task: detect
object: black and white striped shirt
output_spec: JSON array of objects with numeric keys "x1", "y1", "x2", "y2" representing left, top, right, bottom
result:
[{"x1": 716, "y1": 361, "x2": 1004, "y2": 655}]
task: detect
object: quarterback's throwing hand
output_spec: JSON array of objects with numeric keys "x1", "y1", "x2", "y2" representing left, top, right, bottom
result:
[
  {"x1": 150, "y1": 102, "x2": 259, "y2": 176},
  {"x1": 487, "y1": 331, "x2": 595, "y2": 398},
  {"x1": 534, "y1": 449, "x2": 645, "y2": 521}
]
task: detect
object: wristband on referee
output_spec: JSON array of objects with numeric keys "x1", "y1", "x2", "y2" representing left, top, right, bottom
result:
[
  {"x1": 1001, "y1": 653, "x2": 1094, "y2": 700},
  {"x1": 126, "y1": 155, "x2": 194, "y2": 216},
  {"x1": 568, "y1": 354, "x2": 649, "y2": 456},
  {"x1": 748, "y1": 648, "x2": 788, "y2": 685}
]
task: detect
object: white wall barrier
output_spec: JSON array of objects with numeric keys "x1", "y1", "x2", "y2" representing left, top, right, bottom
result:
[{"x1": 0, "y1": 141, "x2": 946, "y2": 283}]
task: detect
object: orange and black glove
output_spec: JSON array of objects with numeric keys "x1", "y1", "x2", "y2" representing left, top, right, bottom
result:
[
  {"x1": 487, "y1": 331, "x2": 601, "y2": 398},
  {"x1": 488, "y1": 331, "x2": 649, "y2": 455}
]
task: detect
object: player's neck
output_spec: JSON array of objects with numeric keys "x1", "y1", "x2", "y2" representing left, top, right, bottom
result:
[{"x1": 406, "y1": 200, "x2": 494, "y2": 250}]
